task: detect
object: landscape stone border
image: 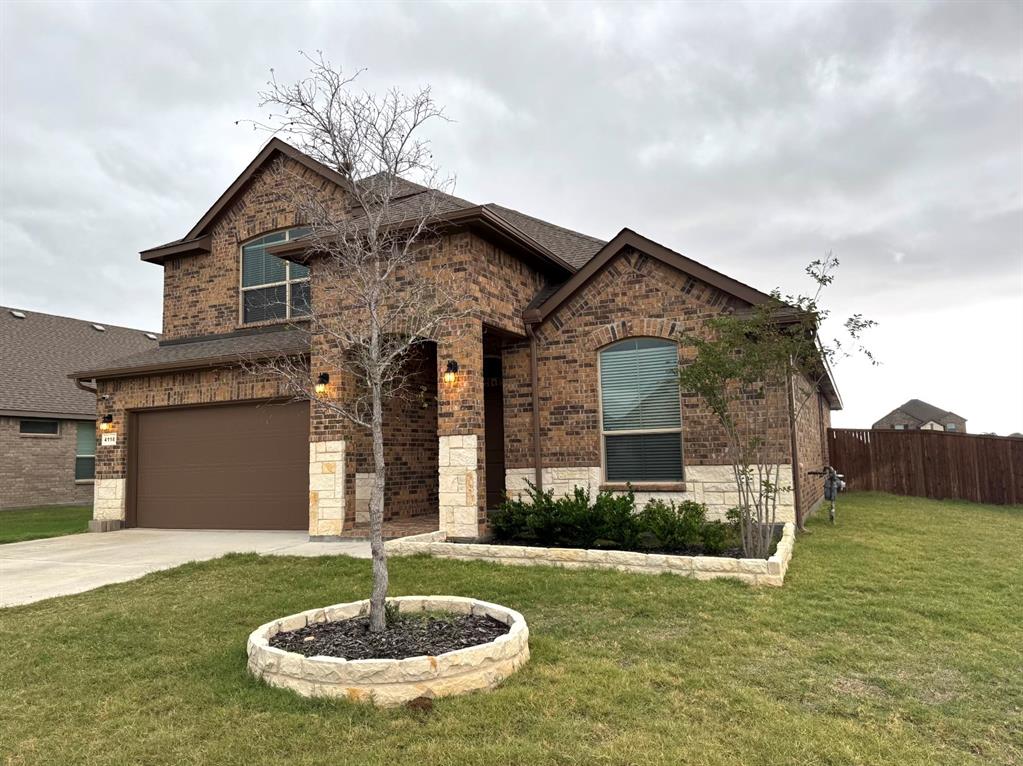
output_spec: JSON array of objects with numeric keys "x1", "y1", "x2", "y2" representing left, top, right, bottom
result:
[
  {"x1": 385, "y1": 522, "x2": 796, "y2": 586},
  {"x1": 247, "y1": 595, "x2": 529, "y2": 706}
]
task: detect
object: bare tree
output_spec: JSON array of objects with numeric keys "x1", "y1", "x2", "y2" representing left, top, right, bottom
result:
[{"x1": 241, "y1": 54, "x2": 461, "y2": 632}]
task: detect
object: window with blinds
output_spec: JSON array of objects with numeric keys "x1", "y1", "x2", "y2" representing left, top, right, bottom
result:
[
  {"x1": 599, "y1": 338, "x2": 683, "y2": 482},
  {"x1": 76, "y1": 421, "x2": 96, "y2": 481},
  {"x1": 240, "y1": 227, "x2": 312, "y2": 324}
]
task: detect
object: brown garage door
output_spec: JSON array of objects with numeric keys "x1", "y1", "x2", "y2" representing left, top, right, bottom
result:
[{"x1": 133, "y1": 401, "x2": 309, "y2": 530}]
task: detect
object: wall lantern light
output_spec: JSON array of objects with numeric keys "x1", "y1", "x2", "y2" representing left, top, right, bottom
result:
[
  {"x1": 443, "y1": 360, "x2": 459, "y2": 385},
  {"x1": 99, "y1": 414, "x2": 113, "y2": 432},
  {"x1": 315, "y1": 372, "x2": 330, "y2": 395}
]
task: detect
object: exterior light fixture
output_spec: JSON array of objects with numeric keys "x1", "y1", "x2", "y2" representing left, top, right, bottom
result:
[
  {"x1": 443, "y1": 360, "x2": 459, "y2": 385},
  {"x1": 99, "y1": 414, "x2": 113, "y2": 432},
  {"x1": 315, "y1": 372, "x2": 330, "y2": 395}
]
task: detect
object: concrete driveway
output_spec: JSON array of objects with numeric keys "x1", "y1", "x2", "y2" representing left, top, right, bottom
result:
[{"x1": 0, "y1": 529, "x2": 370, "y2": 608}]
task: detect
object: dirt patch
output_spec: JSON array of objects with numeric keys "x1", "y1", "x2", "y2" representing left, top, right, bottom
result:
[
  {"x1": 269, "y1": 612, "x2": 510, "y2": 660},
  {"x1": 832, "y1": 676, "x2": 886, "y2": 699}
]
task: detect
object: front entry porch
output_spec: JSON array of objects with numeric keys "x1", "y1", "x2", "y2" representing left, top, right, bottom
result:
[{"x1": 308, "y1": 320, "x2": 514, "y2": 541}]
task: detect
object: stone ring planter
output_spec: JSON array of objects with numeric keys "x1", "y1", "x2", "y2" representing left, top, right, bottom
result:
[{"x1": 247, "y1": 595, "x2": 529, "y2": 707}]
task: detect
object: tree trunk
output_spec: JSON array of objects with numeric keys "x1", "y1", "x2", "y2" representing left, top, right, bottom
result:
[{"x1": 368, "y1": 380, "x2": 389, "y2": 633}]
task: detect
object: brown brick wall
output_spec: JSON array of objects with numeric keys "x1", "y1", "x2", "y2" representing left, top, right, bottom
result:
[
  {"x1": 162, "y1": 159, "x2": 346, "y2": 341},
  {"x1": 308, "y1": 230, "x2": 548, "y2": 522},
  {"x1": 792, "y1": 372, "x2": 828, "y2": 518},
  {"x1": 505, "y1": 248, "x2": 793, "y2": 476},
  {"x1": 0, "y1": 417, "x2": 93, "y2": 509}
]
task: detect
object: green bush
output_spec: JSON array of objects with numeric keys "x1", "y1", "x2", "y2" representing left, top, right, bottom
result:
[{"x1": 491, "y1": 486, "x2": 743, "y2": 555}]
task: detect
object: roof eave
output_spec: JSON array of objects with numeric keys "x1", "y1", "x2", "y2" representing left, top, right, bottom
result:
[
  {"x1": 139, "y1": 234, "x2": 212, "y2": 264},
  {"x1": 266, "y1": 206, "x2": 577, "y2": 277},
  {"x1": 69, "y1": 347, "x2": 309, "y2": 381}
]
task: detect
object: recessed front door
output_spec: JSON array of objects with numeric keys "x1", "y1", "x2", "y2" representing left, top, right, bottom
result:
[{"x1": 483, "y1": 355, "x2": 506, "y2": 510}]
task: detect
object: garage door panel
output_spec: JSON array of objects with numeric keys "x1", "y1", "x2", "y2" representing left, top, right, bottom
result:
[{"x1": 134, "y1": 402, "x2": 309, "y2": 530}]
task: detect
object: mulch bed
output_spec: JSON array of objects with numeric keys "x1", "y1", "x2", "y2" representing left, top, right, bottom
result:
[{"x1": 270, "y1": 613, "x2": 510, "y2": 660}]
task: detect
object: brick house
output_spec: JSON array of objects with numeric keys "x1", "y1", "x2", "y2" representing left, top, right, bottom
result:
[
  {"x1": 72, "y1": 139, "x2": 838, "y2": 539},
  {"x1": 872, "y1": 399, "x2": 967, "y2": 433},
  {"x1": 0, "y1": 308, "x2": 158, "y2": 510}
]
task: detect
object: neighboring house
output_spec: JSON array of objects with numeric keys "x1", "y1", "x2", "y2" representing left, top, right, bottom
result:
[
  {"x1": 872, "y1": 399, "x2": 967, "y2": 433},
  {"x1": 0, "y1": 308, "x2": 158, "y2": 510},
  {"x1": 72, "y1": 139, "x2": 839, "y2": 539}
]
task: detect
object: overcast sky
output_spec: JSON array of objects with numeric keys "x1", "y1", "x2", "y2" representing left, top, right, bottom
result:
[{"x1": 1, "y1": 1, "x2": 1021, "y2": 434}]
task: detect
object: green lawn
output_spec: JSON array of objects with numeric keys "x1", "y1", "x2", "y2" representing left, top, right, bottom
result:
[
  {"x1": 1, "y1": 493, "x2": 1020, "y2": 765},
  {"x1": 0, "y1": 504, "x2": 91, "y2": 544}
]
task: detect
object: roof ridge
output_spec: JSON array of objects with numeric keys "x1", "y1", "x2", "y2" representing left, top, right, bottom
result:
[
  {"x1": 0, "y1": 305, "x2": 160, "y2": 336},
  {"x1": 485, "y1": 203, "x2": 606, "y2": 244}
]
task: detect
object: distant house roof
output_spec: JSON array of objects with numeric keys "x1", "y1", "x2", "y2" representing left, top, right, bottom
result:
[
  {"x1": 0, "y1": 307, "x2": 159, "y2": 419},
  {"x1": 874, "y1": 399, "x2": 966, "y2": 428}
]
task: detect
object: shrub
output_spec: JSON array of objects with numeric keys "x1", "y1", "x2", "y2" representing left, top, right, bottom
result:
[
  {"x1": 700, "y1": 521, "x2": 730, "y2": 555},
  {"x1": 492, "y1": 487, "x2": 740, "y2": 555}
]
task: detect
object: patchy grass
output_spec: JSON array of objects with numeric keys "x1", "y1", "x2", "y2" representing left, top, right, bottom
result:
[
  {"x1": 0, "y1": 505, "x2": 91, "y2": 544},
  {"x1": 0, "y1": 493, "x2": 1020, "y2": 765}
]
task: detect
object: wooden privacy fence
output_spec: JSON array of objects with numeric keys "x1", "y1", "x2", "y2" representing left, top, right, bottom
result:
[{"x1": 827, "y1": 429, "x2": 1023, "y2": 506}]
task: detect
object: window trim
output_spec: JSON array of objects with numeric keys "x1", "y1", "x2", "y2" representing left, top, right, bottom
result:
[
  {"x1": 597, "y1": 337, "x2": 685, "y2": 486},
  {"x1": 238, "y1": 227, "x2": 312, "y2": 325},
  {"x1": 75, "y1": 421, "x2": 96, "y2": 483},
  {"x1": 18, "y1": 418, "x2": 60, "y2": 437}
]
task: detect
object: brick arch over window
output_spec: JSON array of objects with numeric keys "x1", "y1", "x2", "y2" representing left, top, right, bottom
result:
[{"x1": 589, "y1": 318, "x2": 682, "y2": 351}]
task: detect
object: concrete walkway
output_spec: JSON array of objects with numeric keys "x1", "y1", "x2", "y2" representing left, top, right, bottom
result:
[{"x1": 0, "y1": 529, "x2": 370, "y2": 608}]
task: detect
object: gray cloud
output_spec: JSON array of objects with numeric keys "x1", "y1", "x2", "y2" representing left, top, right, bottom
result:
[{"x1": 1, "y1": 0, "x2": 1021, "y2": 432}]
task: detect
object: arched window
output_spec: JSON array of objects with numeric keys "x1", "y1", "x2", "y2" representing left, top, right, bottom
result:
[
  {"x1": 240, "y1": 227, "x2": 312, "y2": 324},
  {"x1": 599, "y1": 338, "x2": 683, "y2": 482}
]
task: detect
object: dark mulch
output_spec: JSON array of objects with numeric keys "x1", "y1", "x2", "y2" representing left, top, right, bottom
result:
[
  {"x1": 269, "y1": 613, "x2": 510, "y2": 660},
  {"x1": 484, "y1": 532, "x2": 783, "y2": 560}
]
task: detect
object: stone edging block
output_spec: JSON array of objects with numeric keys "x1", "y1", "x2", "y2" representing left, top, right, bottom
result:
[
  {"x1": 384, "y1": 523, "x2": 797, "y2": 586},
  {"x1": 247, "y1": 595, "x2": 530, "y2": 707}
]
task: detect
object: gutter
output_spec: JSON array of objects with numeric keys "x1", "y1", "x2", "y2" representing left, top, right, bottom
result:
[
  {"x1": 525, "y1": 321, "x2": 543, "y2": 491},
  {"x1": 74, "y1": 378, "x2": 97, "y2": 394}
]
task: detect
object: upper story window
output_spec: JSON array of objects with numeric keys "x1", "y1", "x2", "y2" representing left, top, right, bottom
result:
[
  {"x1": 946, "y1": 423, "x2": 957, "y2": 432},
  {"x1": 894, "y1": 424, "x2": 906, "y2": 430},
  {"x1": 240, "y1": 227, "x2": 312, "y2": 324},
  {"x1": 599, "y1": 338, "x2": 683, "y2": 483}
]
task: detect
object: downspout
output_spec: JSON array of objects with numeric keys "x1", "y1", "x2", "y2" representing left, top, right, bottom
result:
[
  {"x1": 525, "y1": 322, "x2": 543, "y2": 491},
  {"x1": 786, "y1": 365, "x2": 804, "y2": 530},
  {"x1": 74, "y1": 377, "x2": 97, "y2": 394}
]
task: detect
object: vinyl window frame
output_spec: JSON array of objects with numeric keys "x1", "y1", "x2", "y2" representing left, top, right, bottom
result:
[
  {"x1": 75, "y1": 421, "x2": 96, "y2": 483},
  {"x1": 18, "y1": 418, "x2": 59, "y2": 437},
  {"x1": 238, "y1": 227, "x2": 312, "y2": 325},
  {"x1": 597, "y1": 337, "x2": 685, "y2": 486}
]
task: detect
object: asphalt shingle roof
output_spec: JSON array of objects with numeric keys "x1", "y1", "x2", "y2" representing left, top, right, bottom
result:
[
  {"x1": 897, "y1": 399, "x2": 964, "y2": 423},
  {"x1": 0, "y1": 307, "x2": 159, "y2": 418},
  {"x1": 484, "y1": 204, "x2": 606, "y2": 270},
  {"x1": 72, "y1": 327, "x2": 308, "y2": 379}
]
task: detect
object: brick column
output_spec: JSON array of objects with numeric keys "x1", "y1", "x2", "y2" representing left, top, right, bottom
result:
[{"x1": 437, "y1": 320, "x2": 485, "y2": 539}]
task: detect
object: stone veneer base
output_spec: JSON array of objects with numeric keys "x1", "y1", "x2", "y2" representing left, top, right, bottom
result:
[
  {"x1": 247, "y1": 595, "x2": 530, "y2": 707},
  {"x1": 87, "y1": 519, "x2": 123, "y2": 533},
  {"x1": 385, "y1": 523, "x2": 796, "y2": 586}
]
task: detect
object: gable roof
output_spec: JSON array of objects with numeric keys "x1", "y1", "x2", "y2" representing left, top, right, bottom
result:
[
  {"x1": 891, "y1": 399, "x2": 965, "y2": 424},
  {"x1": 0, "y1": 307, "x2": 159, "y2": 419},
  {"x1": 523, "y1": 228, "x2": 773, "y2": 325},
  {"x1": 520, "y1": 229, "x2": 842, "y2": 409},
  {"x1": 139, "y1": 139, "x2": 602, "y2": 274}
]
